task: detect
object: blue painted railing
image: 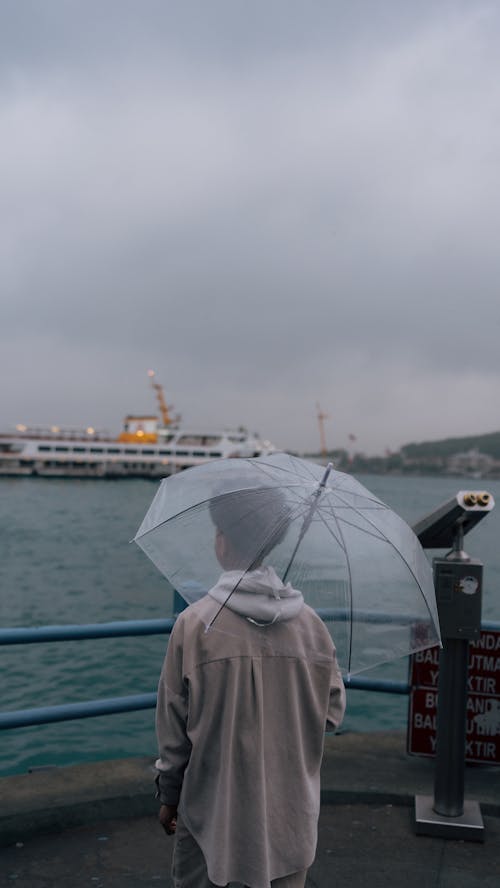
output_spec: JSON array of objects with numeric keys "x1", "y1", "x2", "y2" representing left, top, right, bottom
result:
[
  {"x1": 0, "y1": 618, "x2": 176, "y2": 645},
  {"x1": 1, "y1": 616, "x2": 499, "y2": 731}
]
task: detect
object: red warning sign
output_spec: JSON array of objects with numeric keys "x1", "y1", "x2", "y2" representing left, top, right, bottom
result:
[{"x1": 407, "y1": 630, "x2": 500, "y2": 765}]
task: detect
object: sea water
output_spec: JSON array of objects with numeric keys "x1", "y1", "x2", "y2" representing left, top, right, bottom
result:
[{"x1": 1, "y1": 473, "x2": 499, "y2": 776}]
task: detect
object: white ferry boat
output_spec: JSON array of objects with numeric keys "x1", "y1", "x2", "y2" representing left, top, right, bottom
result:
[{"x1": 0, "y1": 376, "x2": 275, "y2": 479}]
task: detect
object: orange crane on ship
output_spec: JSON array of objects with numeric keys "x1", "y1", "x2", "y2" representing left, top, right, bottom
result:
[
  {"x1": 148, "y1": 369, "x2": 174, "y2": 427},
  {"x1": 118, "y1": 371, "x2": 175, "y2": 443}
]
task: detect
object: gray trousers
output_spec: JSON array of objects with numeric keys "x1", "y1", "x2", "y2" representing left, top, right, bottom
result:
[{"x1": 172, "y1": 817, "x2": 307, "y2": 888}]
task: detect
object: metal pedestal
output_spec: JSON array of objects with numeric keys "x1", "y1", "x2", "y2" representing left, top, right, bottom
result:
[
  {"x1": 412, "y1": 492, "x2": 495, "y2": 843},
  {"x1": 414, "y1": 554, "x2": 485, "y2": 841},
  {"x1": 415, "y1": 794, "x2": 484, "y2": 841}
]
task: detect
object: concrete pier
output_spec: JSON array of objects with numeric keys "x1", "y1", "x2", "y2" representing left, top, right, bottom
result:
[{"x1": 1, "y1": 731, "x2": 499, "y2": 887}]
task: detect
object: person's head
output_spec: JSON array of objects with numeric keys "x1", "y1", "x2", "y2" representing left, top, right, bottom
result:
[{"x1": 209, "y1": 484, "x2": 291, "y2": 570}]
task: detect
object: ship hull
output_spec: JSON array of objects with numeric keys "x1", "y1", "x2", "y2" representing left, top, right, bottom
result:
[{"x1": 0, "y1": 428, "x2": 272, "y2": 479}]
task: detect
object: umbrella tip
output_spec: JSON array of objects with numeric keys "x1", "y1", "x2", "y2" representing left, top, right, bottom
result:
[{"x1": 320, "y1": 462, "x2": 334, "y2": 488}]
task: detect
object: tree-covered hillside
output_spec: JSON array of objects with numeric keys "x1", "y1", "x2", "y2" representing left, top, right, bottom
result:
[{"x1": 401, "y1": 431, "x2": 500, "y2": 460}]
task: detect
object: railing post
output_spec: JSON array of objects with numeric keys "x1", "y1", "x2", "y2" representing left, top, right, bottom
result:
[{"x1": 173, "y1": 590, "x2": 188, "y2": 614}]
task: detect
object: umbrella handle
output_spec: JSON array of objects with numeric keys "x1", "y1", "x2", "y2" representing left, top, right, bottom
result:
[{"x1": 319, "y1": 462, "x2": 333, "y2": 488}]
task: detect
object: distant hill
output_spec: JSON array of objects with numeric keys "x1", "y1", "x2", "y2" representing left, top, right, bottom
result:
[{"x1": 401, "y1": 431, "x2": 500, "y2": 461}]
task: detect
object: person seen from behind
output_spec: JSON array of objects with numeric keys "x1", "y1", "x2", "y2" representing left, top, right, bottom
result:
[{"x1": 154, "y1": 483, "x2": 346, "y2": 888}]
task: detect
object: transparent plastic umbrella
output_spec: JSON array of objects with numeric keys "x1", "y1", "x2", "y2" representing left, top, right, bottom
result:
[{"x1": 133, "y1": 452, "x2": 440, "y2": 676}]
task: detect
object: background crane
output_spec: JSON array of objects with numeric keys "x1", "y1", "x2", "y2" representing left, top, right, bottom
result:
[{"x1": 316, "y1": 402, "x2": 329, "y2": 458}]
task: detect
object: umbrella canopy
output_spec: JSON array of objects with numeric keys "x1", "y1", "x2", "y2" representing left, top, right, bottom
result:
[{"x1": 133, "y1": 452, "x2": 440, "y2": 676}]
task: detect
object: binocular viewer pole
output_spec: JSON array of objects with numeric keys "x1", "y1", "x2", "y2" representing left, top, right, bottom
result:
[
  {"x1": 413, "y1": 490, "x2": 494, "y2": 841},
  {"x1": 433, "y1": 636, "x2": 471, "y2": 819}
]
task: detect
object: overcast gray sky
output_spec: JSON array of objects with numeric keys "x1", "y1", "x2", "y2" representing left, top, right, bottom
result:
[{"x1": 2, "y1": 1, "x2": 499, "y2": 454}]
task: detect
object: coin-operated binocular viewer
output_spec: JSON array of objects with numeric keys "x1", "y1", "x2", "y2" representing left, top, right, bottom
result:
[{"x1": 413, "y1": 490, "x2": 494, "y2": 841}]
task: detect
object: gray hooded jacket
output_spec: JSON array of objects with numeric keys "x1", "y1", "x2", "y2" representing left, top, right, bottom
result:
[{"x1": 155, "y1": 567, "x2": 346, "y2": 888}]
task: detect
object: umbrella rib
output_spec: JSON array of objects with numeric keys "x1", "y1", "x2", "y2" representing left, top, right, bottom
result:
[
  {"x1": 328, "y1": 490, "x2": 437, "y2": 627},
  {"x1": 136, "y1": 463, "x2": 381, "y2": 542},
  {"x1": 281, "y1": 464, "x2": 334, "y2": 582},
  {"x1": 134, "y1": 484, "x2": 306, "y2": 539},
  {"x1": 316, "y1": 493, "x2": 437, "y2": 670},
  {"x1": 134, "y1": 495, "x2": 217, "y2": 537},
  {"x1": 206, "y1": 504, "x2": 306, "y2": 629},
  {"x1": 315, "y1": 498, "x2": 355, "y2": 674},
  {"x1": 279, "y1": 487, "x2": 356, "y2": 674},
  {"x1": 328, "y1": 514, "x2": 388, "y2": 542},
  {"x1": 254, "y1": 455, "x2": 322, "y2": 484}
]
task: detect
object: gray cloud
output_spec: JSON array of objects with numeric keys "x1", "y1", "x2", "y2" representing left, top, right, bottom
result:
[{"x1": 1, "y1": 1, "x2": 500, "y2": 453}]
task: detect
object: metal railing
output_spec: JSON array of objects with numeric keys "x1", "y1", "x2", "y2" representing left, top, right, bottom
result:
[{"x1": 1, "y1": 616, "x2": 499, "y2": 731}]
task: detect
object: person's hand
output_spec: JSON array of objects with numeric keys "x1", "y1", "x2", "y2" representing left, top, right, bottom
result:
[{"x1": 159, "y1": 804, "x2": 178, "y2": 835}]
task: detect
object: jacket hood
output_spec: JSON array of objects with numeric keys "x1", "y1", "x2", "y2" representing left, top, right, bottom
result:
[{"x1": 207, "y1": 565, "x2": 304, "y2": 625}]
